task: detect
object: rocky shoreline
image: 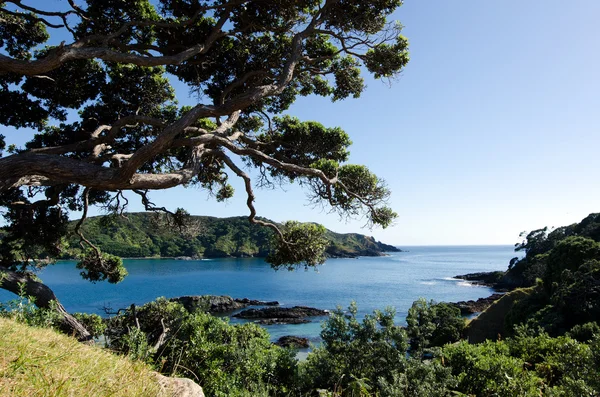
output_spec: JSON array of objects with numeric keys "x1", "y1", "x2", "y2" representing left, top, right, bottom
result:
[
  {"x1": 169, "y1": 283, "x2": 505, "y2": 350},
  {"x1": 454, "y1": 271, "x2": 514, "y2": 291},
  {"x1": 448, "y1": 293, "x2": 505, "y2": 315}
]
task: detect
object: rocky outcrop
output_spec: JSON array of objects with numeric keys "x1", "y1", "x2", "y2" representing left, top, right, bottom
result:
[
  {"x1": 156, "y1": 373, "x2": 204, "y2": 397},
  {"x1": 235, "y1": 298, "x2": 279, "y2": 307},
  {"x1": 255, "y1": 318, "x2": 311, "y2": 325},
  {"x1": 233, "y1": 306, "x2": 328, "y2": 320},
  {"x1": 450, "y1": 293, "x2": 505, "y2": 315},
  {"x1": 171, "y1": 295, "x2": 278, "y2": 314},
  {"x1": 275, "y1": 336, "x2": 310, "y2": 349},
  {"x1": 455, "y1": 271, "x2": 510, "y2": 291}
]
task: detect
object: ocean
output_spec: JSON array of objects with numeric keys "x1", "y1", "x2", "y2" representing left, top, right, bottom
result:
[{"x1": 0, "y1": 245, "x2": 515, "y2": 342}]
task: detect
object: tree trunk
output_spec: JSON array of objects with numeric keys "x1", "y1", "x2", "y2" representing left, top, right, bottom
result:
[{"x1": 0, "y1": 267, "x2": 92, "y2": 342}]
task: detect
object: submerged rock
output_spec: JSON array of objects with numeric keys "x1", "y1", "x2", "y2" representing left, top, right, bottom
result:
[
  {"x1": 275, "y1": 336, "x2": 310, "y2": 349},
  {"x1": 233, "y1": 306, "x2": 328, "y2": 319}
]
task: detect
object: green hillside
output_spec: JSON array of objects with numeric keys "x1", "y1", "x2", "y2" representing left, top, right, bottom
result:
[{"x1": 66, "y1": 213, "x2": 400, "y2": 259}]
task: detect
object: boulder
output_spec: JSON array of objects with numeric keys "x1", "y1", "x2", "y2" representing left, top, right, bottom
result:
[{"x1": 155, "y1": 373, "x2": 204, "y2": 397}]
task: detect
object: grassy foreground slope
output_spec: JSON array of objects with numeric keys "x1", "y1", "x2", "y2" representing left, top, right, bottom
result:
[
  {"x1": 67, "y1": 212, "x2": 399, "y2": 259},
  {"x1": 0, "y1": 317, "x2": 162, "y2": 396}
]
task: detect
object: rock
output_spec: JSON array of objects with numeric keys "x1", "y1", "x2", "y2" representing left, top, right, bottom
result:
[
  {"x1": 454, "y1": 271, "x2": 510, "y2": 291},
  {"x1": 275, "y1": 336, "x2": 310, "y2": 348},
  {"x1": 234, "y1": 298, "x2": 279, "y2": 307},
  {"x1": 155, "y1": 373, "x2": 204, "y2": 397},
  {"x1": 233, "y1": 306, "x2": 328, "y2": 319},
  {"x1": 171, "y1": 295, "x2": 279, "y2": 314},
  {"x1": 255, "y1": 318, "x2": 311, "y2": 325},
  {"x1": 451, "y1": 293, "x2": 505, "y2": 315}
]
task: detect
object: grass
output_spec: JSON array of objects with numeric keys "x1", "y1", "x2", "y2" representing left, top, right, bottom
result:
[
  {"x1": 465, "y1": 287, "x2": 534, "y2": 344},
  {"x1": 0, "y1": 317, "x2": 162, "y2": 396}
]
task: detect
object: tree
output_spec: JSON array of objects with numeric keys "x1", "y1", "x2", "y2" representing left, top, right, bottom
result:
[
  {"x1": 406, "y1": 299, "x2": 464, "y2": 357},
  {"x1": 0, "y1": 0, "x2": 409, "y2": 339}
]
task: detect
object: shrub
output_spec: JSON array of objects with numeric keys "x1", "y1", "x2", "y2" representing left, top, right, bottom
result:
[
  {"x1": 406, "y1": 298, "x2": 464, "y2": 356},
  {"x1": 301, "y1": 302, "x2": 409, "y2": 395}
]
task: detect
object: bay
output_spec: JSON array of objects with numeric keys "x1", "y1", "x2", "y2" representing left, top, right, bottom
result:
[{"x1": 0, "y1": 245, "x2": 515, "y2": 341}]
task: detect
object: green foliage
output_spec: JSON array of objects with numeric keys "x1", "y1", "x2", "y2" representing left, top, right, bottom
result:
[
  {"x1": 567, "y1": 322, "x2": 600, "y2": 343},
  {"x1": 443, "y1": 340, "x2": 543, "y2": 396},
  {"x1": 64, "y1": 213, "x2": 396, "y2": 266},
  {"x1": 105, "y1": 298, "x2": 297, "y2": 396},
  {"x1": 76, "y1": 250, "x2": 128, "y2": 283},
  {"x1": 0, "y1": 287, "x2": 61, "y2": 329},
  {"x1": 544, "y1": 236, "x2": 600, "y2": 290},
  {"x1": 364, "y1": 34, "x2": 410, "y2": 79},
  {"x1": 406, "y1": 299, "x2": 464, "y2": 356},
  {"x1": 501, "y1": 214, "x2": 600, "y2": 336},
  {"x1": 375, "y1": 359, "x2": 455, "y2": 397},
  {"x1": 72, "y1": 312, "x2": 106, "y2": 339},
  {"x1": 301, "y1": 302, "x2": 409, "y2": 395},
  {"x1": 257, "y1": 116, "x2": 352, "y2": 173},
  {"x1": 267, "y1": 221, "x2": 329, "y2": 269}
]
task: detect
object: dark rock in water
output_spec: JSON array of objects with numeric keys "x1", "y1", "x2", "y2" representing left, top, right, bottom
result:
[
  {"x1": 171, "y1": 295, "x2": 279, "y2": 314},
  {"x1": 255, "y1": 318, "x2": 311, "y2": 325},
  {"x1": 233, "y1": 306, "x2": 328, "y2": 319},
  {"x1": 451, "y1": 293, "x2": 505, "y2": 315},
  {"x1": 275, "y1": 336, "x2": 310, "y2": 349},
  {"x1": 234, "y1": 298, "x2": 279, "y2": 307},
  {"x1": 455, "y1": 271, "x2": 510, "y2": 291}
]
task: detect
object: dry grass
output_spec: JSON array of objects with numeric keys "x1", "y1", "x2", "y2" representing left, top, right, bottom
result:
[{"x1": 0, "y1": 317, "x2": 162, "y2": 397}]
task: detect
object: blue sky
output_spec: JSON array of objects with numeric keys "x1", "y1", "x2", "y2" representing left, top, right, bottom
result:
[{"x1": 4, "y1": 0, "x2": 600, "y2": 245}]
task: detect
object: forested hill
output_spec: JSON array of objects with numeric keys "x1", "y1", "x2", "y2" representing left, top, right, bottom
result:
[{"x1": 68, "y1": 213, "x2": 400, "y2": 259}]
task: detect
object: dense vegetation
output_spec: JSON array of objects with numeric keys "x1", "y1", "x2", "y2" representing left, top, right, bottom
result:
[
  {"x1": 3, "y1": 210, "x2": 600, "y2": 395},
  {"x1": 80, "y1": 212, "x2": 600, "y2": 395},
  {"x1": 62, "y1": 212, "x2": 399, "y2": 259},
  {"x1": 3, "y1": 291, "x2": 599, "y2": 396},
  {"x1": 470, "y1": 213, "x2": 600, "y2": 339}
]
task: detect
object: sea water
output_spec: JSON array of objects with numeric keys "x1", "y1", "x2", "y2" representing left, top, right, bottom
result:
[{"x1": 0, "y1": 245, "x2": 515, "y2": 342}]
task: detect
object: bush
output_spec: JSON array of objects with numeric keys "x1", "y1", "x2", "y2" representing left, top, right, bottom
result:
[
  {"x1": 406, "y1": 299, "x2": 464, "y2": 356},
  {"x1": 567, "y1": 322, "x2": 600, "y2": 343},
  {"x1": 300, "y1": 302, "x2": 409, "y2": 395},
  {"x1": 442, "y1": 340, "x2": 543, "y2": 396},
  {"x1": 104, "y1": 297, "x2": 297, "y2": 397}
]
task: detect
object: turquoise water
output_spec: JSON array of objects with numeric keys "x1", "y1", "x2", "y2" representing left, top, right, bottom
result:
[{"x1": 0, "y1": 245, "x2": 515, "y2": 342}]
